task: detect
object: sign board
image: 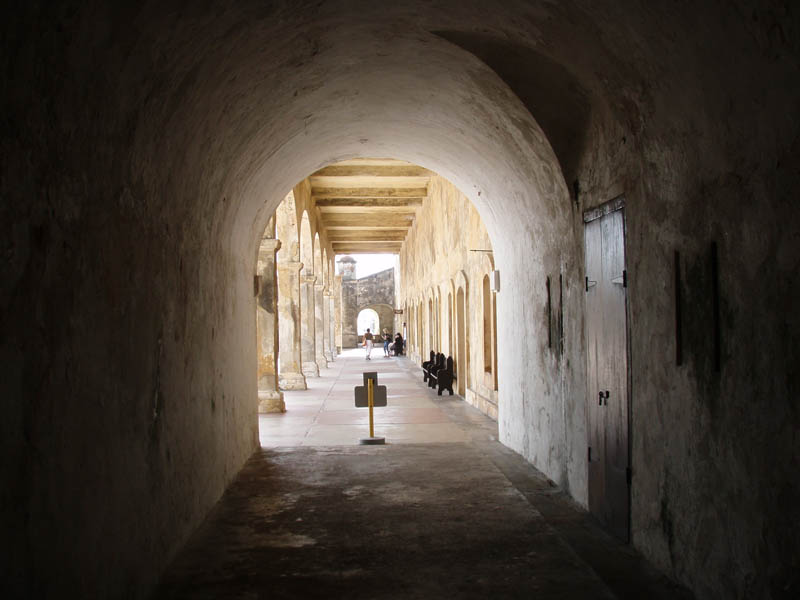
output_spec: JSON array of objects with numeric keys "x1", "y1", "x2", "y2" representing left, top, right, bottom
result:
[{"x1": 354, "y1": 372, "x2": 387, "y2": 407}]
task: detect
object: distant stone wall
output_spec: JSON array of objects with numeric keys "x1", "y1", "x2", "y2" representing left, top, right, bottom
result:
[{"x1": 341, "y1": 267, "x2": 395, "y2": 347}]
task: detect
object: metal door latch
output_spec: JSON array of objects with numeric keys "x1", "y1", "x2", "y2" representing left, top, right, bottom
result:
[{"x1": 598, "y1": 390, "x2": 609, "y2": 405}]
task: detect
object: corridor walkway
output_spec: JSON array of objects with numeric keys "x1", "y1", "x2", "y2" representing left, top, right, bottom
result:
[
  {"x1": 157, "y1": 351, "x2": 692, "y2": 599},
  {"x1": 259, "y1": 348, "x2": 472, "y2": 447}
]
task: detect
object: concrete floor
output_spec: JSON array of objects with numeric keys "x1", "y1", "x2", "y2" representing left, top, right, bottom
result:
[{"x1": 157, "y1": 350, "x2": 693, "y2": 599}]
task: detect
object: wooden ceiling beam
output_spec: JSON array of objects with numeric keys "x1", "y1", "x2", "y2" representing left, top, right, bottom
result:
[
  {"x1": 322, "y1": 215, "x2": 415, "y2": 228},
  {"x1": 311, "y1": 187, "x2": 428, "y2": 199},
  {"x1": 317, "y1": 206, "x2": 419, "y2": 215},
  {"x1": 327, "y1": 232, "x2": 408, "y2": 242},
  {"x1": 333, "y1": 242, "x2": 403, "y2": 250},
  {"x1": 324, "y1": 225, "x2": 410, "y2": 231}
]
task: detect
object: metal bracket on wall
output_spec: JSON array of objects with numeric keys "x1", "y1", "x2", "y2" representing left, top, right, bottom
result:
[
  {"x1": 611, "y1": 270, "x2": 627, "y2": 287},
  {"x1": 585, "y1": 277, "x2": 597, "y2": 291}
]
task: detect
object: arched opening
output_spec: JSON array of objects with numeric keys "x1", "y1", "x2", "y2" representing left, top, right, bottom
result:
[
  {"x1": 357, "y1": 308, "x2": 380, "y2": 336},
  {"x1": 417, "y1": 301, "x2": 423, "y2": 359},
  {"x1": 428, "y1": 298, "x2": 433, "y2": 355},
  {"x1": 447, "y1": 290, "x2": 453, "y2": 357},
  {"x1": 434, "y1": 294, "x2": 441, "y2": 350},
  {"x1": 482, "y1": 274, "x2": 492, "y2": 374},
  {"x1": 456, "y1": 287, "x2": 467, "y2": 397},
  {"x1": 355, "y1": 303, "x2": 394, "y2": 339}
]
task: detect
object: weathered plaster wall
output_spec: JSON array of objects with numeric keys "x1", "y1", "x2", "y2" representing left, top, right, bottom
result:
[
  {"x1": 399, "y1": 176, "x2": 499, "y2": 417},
  {"x1": 2, "y1": 2, "x2": 798, "y2": 599}
]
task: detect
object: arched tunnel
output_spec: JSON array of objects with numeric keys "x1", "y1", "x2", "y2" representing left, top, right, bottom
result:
[{"x1": 2, "y1": 2, "x2": 798, "y2": 598}]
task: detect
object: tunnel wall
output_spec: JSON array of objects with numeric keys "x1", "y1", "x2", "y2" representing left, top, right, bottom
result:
[{"x1": 2, "y1": 2, "x2": 798, "y2": 599}]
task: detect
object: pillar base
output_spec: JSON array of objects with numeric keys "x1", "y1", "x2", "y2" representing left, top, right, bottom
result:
[
  {"x1": 359, "y1": 436, "x2": 386, "y2": 445},
  {"x1": 316, "y1": 357, "x2": 329, "y2": 371},
  {"x1": 324, "y1": 350, "x2": 334, "y2": 362},
  {"x1": 302, "y1": 362, "x2": 320, "y2": 377},
  {"x1": 258, "y1": 390, "x2": 285, "y2": 413},
  {"x1": 279, "y1": 372, "x2": 307, "y2": 391}
]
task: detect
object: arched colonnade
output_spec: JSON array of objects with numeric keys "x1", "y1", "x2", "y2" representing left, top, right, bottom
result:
[{"x1": 254, "y1": 181, "x2": 341, "y2": 411}]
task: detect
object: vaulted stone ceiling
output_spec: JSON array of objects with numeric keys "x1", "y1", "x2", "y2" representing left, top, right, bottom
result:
[{"x1": 310, "y1": 159, "x2": 431, "y2": 254}]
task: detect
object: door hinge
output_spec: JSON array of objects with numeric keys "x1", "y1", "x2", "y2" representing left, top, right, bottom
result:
[
  {"x1": 588, "y1": 446, "x2": 592, "y2": 462},
  {"x1": 623, "y1": 269, "x2": 627, "y2": 288},
  {"x1": 585, "y1": 276, "x2": 597, "y2": 292},
  {"x1": 626, "y1": 466, "x2": 632, "y2": 485}
]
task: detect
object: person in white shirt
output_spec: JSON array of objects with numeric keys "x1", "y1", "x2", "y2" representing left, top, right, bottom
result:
[{"x1": 363, "y1": 329, "x2": 374, "y2": 360}]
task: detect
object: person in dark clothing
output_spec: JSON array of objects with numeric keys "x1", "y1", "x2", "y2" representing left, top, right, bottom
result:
[{"x1": 393, "y1": 333, "x2": 404, "y2": 356}]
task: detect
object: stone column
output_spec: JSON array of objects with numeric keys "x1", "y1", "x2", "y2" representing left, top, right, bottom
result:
[
  {"x1": 323, "y1": 288, "x2": 334, "y2": 362},
  {"x1": 256, "y1": 239, "x2": 285, "y2": 413},
  {"x1": 314, "y1": 282, "x2": 328, "y2": 371},
  {"x1": 341, "y1": 279, "x2": 358, "y2": 348},
  {"x1": 328, "y1": 294, "x2": 337, "y2": 359},
  {"x1": 277, "y1": 260, "x2": 306, "y2": 390},
  {"x1": 300, "y1": 271, "x2": 319, "y2": 377},
  {"x1": 334, "y1": 274, "x2": 343, "y2": 353}
]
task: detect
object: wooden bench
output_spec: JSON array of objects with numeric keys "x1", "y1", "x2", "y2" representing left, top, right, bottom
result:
[
  {"x1": 425, "y1": 353, "x2": 445, "y2": 387},
  {"x1": 427, "y1": 354, "x2": 455, "y2": 396},
  {"x1": 422, "y1": 351, "x2": 436, "y2": 383},
  {"x1": 436, "y1": 356, "x2": 455, "y2": 396}
]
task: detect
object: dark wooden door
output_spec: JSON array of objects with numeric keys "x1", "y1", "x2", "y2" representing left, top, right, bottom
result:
[{"x1": 585, "y1": 201, "x2": 630, "y2": 541}]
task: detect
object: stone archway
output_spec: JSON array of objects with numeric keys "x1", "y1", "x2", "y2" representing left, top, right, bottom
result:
[
  {"x1": 357, "y1": 303, "x2": 394, "y2": 341},
  {"x1": 356, "y1": 308, "x2": 380, "y2": 336},
  {"x1": 6, "y1": 5, "x2": 798, "y2": 598}
]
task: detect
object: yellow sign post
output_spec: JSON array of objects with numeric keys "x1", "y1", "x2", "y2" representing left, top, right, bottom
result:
[
  {"x1": 368, "y1": 378, "x2": 375, "y2": 439},
  {"x1": 355, "y1": 372, "x2": 386, "y2": 445}
]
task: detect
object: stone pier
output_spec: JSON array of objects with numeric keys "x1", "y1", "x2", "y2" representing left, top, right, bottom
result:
[
  {"x1": 300, "y1": 271, "x2": 319, "y2": 377},
  {"x1": 277, "y1": 260, "x2": 306, "y2": 391},
  {"x1": 334, "y1": 273, "x2": 343, "y2": 353},
  {"x1": 323, "y1": 288, "x2": 334, "y2": 363},
  {"x1": 314, "y1": 282, "x2": 328, "y2": 370},
  {"x1": 256, "y1": 238, "x2": 285, "y2": 413},
  {"x1": 328, "y1": 291, "x2": 337, "y2": 360}
]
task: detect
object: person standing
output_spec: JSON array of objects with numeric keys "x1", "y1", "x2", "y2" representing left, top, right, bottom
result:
[
  {"x1": 394, "y1": 332, "x2": 404, "y2": 356},
  {"x1": 363, "y1": 328, "x2": 374, "y2": 360},
  {"x1": 382, "y1": 328, "x2": 392, "y2": 357}
]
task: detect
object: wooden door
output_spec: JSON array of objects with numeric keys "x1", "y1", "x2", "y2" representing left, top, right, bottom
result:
[
  {"x1": 585, "y1": 216, "x2": 605, "y2": 528},
  {"x1": 584, "y1": 199, "x2": 630, "y2": 541}
]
